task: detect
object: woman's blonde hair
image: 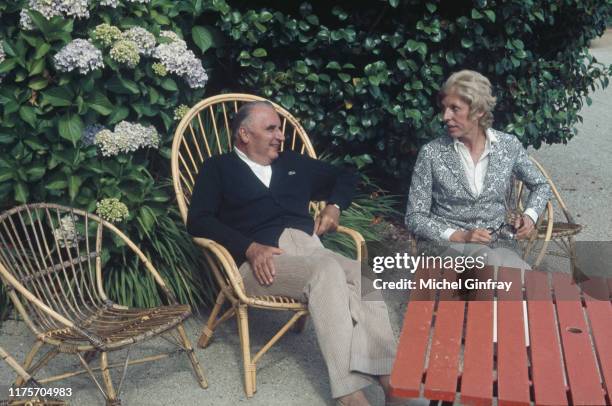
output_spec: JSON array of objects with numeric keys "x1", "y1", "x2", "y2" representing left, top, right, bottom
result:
[{"x1": 439, "y1": 70, "x2": 497, "y2": 129}]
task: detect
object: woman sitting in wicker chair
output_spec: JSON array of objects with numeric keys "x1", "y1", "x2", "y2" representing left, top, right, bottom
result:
[{"x1": 404, "y1": 70, "x2": 552, "y2": 268}]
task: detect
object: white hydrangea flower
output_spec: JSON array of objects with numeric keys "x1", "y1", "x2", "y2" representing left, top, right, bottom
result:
[
  {"x1": 99, "y1": 0, "x2": 119, "y2": 6},
  {"x1": 100, "y1": 0, "x2": 150, "y2": 5},
  {"x1": 53, "y1": 214, "x2": 80, "y2": 248},
  {"x1": 20, "y1": 0, "x2": 90, "y2": 30},
  {"x1": 153, "y1": 41, "x2": 208, "y2": 89},
  {"x1": 122, "y1": 27, "x2": 156, "y2": 56},
  {"x1": 159, "y1": 30, "x2": 186, "y2": 47},
  {"x1": 94, "y1": 129, "x2": 119, "y2": 156},
  {"x1": 94, "y1": 121, "x2": 160, "y2": 157},
  {"x1": 54, "y1": 39, "x2": 104, "y2": 74}
]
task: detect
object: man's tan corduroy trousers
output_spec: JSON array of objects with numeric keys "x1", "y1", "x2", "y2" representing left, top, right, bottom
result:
[{"x1": 239, "y1": 228, "x2": 397, "y2": 398}]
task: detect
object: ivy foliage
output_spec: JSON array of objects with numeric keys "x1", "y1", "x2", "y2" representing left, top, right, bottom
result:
[{"x1": 206, "y1": 0, "x2": 612, "y2": 189}]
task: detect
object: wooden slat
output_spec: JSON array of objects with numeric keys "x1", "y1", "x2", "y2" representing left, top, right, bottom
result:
[
  {"x1": 581, "y1": 277, "x2": 612, "y2": 403},
  {"x1": 497, "y1": 267, "x2": 530, "y2": 406},
  {"x1": 552, "y1": 272, "x2": 606, "y2": 406},
  {"x1": 390, "y1": 268, "x2": 434, "y2": 398},
  {"x1": 525, "y1": 271, "x2": 568, "y2": 406},
  {"x1": 423, "y1": 268, "x2": 464, "y2": 402},
  {"x1": 461, "y1": 266, "x2": 495, "y2": 406}
]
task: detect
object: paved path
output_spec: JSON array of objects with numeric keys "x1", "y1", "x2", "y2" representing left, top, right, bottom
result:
[{"x1": 1, "y1": 30, "x2": 611, "y2": 406}]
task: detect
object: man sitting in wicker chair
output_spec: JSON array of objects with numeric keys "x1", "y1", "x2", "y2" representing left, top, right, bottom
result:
[{"x1": 187, "y1": 101, "x2": 397, "y2": 406}]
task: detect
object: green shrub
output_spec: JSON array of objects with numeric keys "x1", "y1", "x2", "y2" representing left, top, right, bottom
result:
[
  {"x1": 0, "y1": 0, "x2": 220, "y2": 310},
  {"x1": 207, "y1": 0, "x2": 612, "y2": 190}
]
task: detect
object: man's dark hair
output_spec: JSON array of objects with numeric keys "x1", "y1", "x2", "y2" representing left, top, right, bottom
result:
[{"x1": 231, "y1": 101, "x2": 276, "y2": 141}]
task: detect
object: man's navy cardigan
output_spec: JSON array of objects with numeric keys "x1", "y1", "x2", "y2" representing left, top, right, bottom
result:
[{"x1": 186, "y1": 150, "x2": 357, "y2": 264}]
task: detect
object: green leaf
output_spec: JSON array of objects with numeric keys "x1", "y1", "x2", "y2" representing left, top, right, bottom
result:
[
  {"x1": 41, "y1": 86, "x2": 74, "y2": 107},
  {"x1": 34, "y1": 43, "x2": 51, "y2": 59},
  {"x1": 461, "y1": 38, "x2": 474, "y2": 48},
  {"x1": 326, "y1": 61, "x2": 341, "y2": 70},
  {"x1": 406, "y1": 39, "x2": 419, "y2": 52},
  {"x1": 26, "y1": 165, "x2": 45, "y2": 181},
  {"x1": 87, "y1": 92, "x2": 113, "y2": 115},
  {"x1": 280, "y1": 94, "x2": 295, "y2": 109},
  {"x1": 0, "y1": 58, "x2": 17, "y2": 74},
  {"x1": 106, "y1": 77, "x2": 139, "y2": 95},
  {"x1": 338, "y1": 73, "x2": 351, "y2": 82},
  {"x1": 160, "y1": 78, "x2": 178, "y2": 91},
  {"x1": 252, "y1": 48, "x2": 268, "y2": 57},
  {"x1": 192, "y1": 26, "x2": 214, "y2": 53},
  {"x1": 45, "y1": 180, "x2": 68, "y2": 190},
  {"x1": 0, "y1": 168, "x2": 13, "y2": 183},
  {"x1": 471, "y1": 9, "x2": 483, "y2": 19},
  {"x1": 108, "y1": 106, "x2": 129, "y2": 124},
  {"x1": 19, "y1": 106, "x2": 37, "y2": 128},
  {"x1": 389, "y1": 0, "x2": 399, "y2": 7},
  {"x1": 58, "y1": 113, "x2": 83, "y2": 146},
  {"x1": 425, "y1": 3, "x2": 437, "y2": 13},
  {"x1": 28, "y1": 59, "x2": 45, "y2": 76},
  {"x1": 28, "y1": 77, "x2": 48, "y2": 90},
  {"x1": 14, "y1": 182, "x2": 28, "y2": 203},
  {"x1": 484, "y1": 10, "x2": 496, "y2": 22},
  {"x1": 68, "y1": 175, "x2": 82, "y2": 201}
]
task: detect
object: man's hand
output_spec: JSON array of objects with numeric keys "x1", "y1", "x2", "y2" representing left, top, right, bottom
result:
[
  {"x1": 450, "y1": 229, "x2": 492, "y2": 244},
  {"x1": 314, "y1": 205, "x2": 341, "y2": 236},
  {"x1": 514, "y1": 214, "x2": 535, "y2": 239},
  {"x1": 245, "y1": 242, "x2": 284, "y2": 286}
]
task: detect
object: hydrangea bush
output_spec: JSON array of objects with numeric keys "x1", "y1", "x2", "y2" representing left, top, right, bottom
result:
[{"x1": 0, "y1": 0, "x2": 219, "y2": 309}]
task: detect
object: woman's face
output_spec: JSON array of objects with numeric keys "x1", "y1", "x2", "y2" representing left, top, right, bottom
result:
[{"x1": 440, "y1": 93, "x2": 482, "y2": 140}]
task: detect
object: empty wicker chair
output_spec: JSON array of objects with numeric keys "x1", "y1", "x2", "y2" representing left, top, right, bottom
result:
[
  {"x1": 518, "y1": 157, "x2": 582, "y2": 277},
  {"x1": 0, "y1": 204, "x2": 207, "y2": 405},
  {"x1": 1, "y1": 345, "x2": 67, "y2": 405},
  {"x1": 171, "y1": 93, "x2": 365, "y2": 397}
]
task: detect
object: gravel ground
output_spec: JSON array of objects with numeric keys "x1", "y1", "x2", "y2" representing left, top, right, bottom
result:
[{"x1": 1, "y1": 30, "x2": 611, "y2": 406}]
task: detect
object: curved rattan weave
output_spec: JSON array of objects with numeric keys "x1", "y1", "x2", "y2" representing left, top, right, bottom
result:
[
  {"x1": 171, "y1": 93, "x2": 365, "y2": 397},
  {"x1": 0, "y1": 203, "x2": 207, "y2": 405},
  {"x1": 519, "y1": 157, "x2": 584, "y2": 278}
]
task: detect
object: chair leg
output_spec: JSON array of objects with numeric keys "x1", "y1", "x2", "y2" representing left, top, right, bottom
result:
[
  {"x1": 198, "y1": 291, "x2": 226, "y2": 348},
  {"x1": 100, "y1": 351, "x2": 121, "y2": 406},
  {"x1": 177, "y1": 323, "x2": 208, "y2": 389},
  {"x1": 292, "y1": 313, "x2": 308, "y2": 333},
  {"x1": 236, "y1": 304, "x2": 255, "y2": 397},
  {"x1": 14, "y1": 339, "x2": 44, "y2": 386}
]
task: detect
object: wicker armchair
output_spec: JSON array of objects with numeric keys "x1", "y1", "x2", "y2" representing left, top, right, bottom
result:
[
  {"x1": 0, "y1": 204, "x2": 207, "y2": 406},
  {"x1": 518, "y1": 157, "x2": 582, "y2": 276},
  {"x1": 171, "y1": 93, "x2": 366, "y2": 397}
]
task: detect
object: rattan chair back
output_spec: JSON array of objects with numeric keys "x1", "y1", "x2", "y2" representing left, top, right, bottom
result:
[
  {"x1": 172, "y1": 93, "x2": 317, "y2": 225},
  {"x1": 0, "y1": 204, "x2": 112, "y2": 338}
]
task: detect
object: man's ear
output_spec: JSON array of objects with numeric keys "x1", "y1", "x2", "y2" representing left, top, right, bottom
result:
[{"x1": 239, "y1": 127, "x2": 249, "y2": 144}]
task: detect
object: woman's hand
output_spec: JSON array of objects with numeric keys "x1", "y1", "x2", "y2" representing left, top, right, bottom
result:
[
  {"x1": 514, "y1": 214, "x2": 535, "y2": 239},
  {"x1": 450, "y1": 229, "x2": 492, "y2": 244}
]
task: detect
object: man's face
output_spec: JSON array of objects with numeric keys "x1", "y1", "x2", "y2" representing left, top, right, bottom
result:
[
  {"x1": 441, "y1": 93, "x2": 482, "y2": 140},
  {"x1": 239, "y1": 105, "x2": 284, "y2": 165}
]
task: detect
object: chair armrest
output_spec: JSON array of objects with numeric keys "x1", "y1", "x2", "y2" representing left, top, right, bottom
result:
[
  {"x1": 101, "y1": 222, "x2": 179, "y2": 304},
  {"x1": 191, "y1": 237, "x2": 252, "y2": 304},
  {"x1": 336, "y1": 225, "x2": 367, "y2": 261}
]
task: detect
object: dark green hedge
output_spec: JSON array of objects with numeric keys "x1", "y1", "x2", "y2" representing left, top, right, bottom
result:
[{"x1": 205, "y1": 0, "x2": 611, "y2": 191}]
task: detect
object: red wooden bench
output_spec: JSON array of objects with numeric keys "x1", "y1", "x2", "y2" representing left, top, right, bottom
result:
[{"x1": 390, "y1": 267, "x2": 612, "y2": 406}]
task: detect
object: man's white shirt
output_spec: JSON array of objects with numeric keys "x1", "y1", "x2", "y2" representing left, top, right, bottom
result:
[{"x1": 234, "y1": 147, "x2": 272, "y2": 188}]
